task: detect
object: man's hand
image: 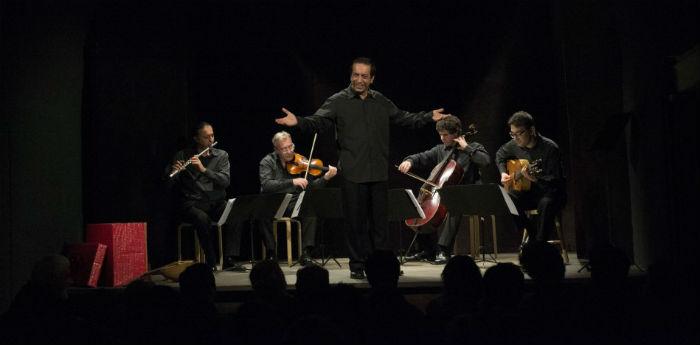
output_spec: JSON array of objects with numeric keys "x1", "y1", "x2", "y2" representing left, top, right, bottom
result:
[
  {"x1": 292, "y1": 178, "x2": 309, "y2": 189},
  {"x1": 453, "y1": 136, "x2": 469, "y2": 150},
  {"x1": 398, "y1": 160, "x2": 412, "y2": 174},
  {"x1": 521, "y1": 166, "x2": 537, "y2": 182},
  {"x1": 431, "y1": 108, "x2": 451, "y2": 122},
  {"x1": 323, "y1": 165, "x2": 338, "y2": 181},
  {"x1": 191, "y1": 156, "x2": 206, "y2": 173},
  {"x1": 500, "y1": 172, "x2": 512, "y2": 184},
  {"x1": 275, "y1": 107, "x2": 298, "y2": 127},
  {"x1": 171, "y1": 160, "x2": 185, "y2": 175}
]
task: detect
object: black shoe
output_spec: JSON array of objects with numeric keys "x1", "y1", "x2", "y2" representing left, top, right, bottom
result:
[
  {"x1": 404, "y1": 250, "x2": 429, "y2": 262},
  {"x1": 350, "y1": 269, "x2": 365, "y2": 280},
  {"x1": 223, "y1": 256, "x2": 247, "y2": 272},
  {"x1": 299, "y1": 248, "x2": 314, "y2": 266},
  {"x1": 432, "y1": 251, "x2": 449, "y2": 265}
]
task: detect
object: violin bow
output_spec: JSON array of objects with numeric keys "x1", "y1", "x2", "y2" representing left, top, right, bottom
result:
[{"x1": 304, "y1": 133, "x2": 319, "y2": 180}]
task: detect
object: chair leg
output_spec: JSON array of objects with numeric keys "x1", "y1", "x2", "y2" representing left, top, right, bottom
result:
[
  {"x1": 469, "y1": 215, "x2": 479, "y2": 257},
  {"x1": 194, "y1": 233, "x2": 203, "y2": 263},
  {"x1": 286, "y1": 221, "x2": 293, "y2": 267},
  {"x1": 491, "y1": 215, "x2": 498, "y2": 259},
  {"x1": 555, "y1": 217, "x2": 570, "y2": 264},
  {"x1": 177, "y1": 225, "x2": 183, "y2": 262},
  {"x1": 217, "y1": 225, "x2": 224, "y2": 269},
  {"x1": 296, "y1": 221, "x2": 302, "y2": 259}
]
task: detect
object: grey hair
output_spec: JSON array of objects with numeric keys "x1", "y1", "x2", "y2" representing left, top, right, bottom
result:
[{"x1": 272, "y1": 131, "x2": 292, "y2": 148}]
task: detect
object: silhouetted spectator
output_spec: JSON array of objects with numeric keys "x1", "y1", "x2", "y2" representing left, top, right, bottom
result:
[
  {"x1": 325, "y1": 283, "x2": 368, "y2": 345},
  {"x1": 426, "y1": 255, "x2": 482, "y2": 326},
  {"x1": 295, "y1": 264, "x2": 330, "y2": 316},
  {"x1": 518, "y1": 241, "x2": 572, "y2": 344},
  {"x1": 473, "y1": 262, "x2": 526, "y2": 344},
  {"x1": 179, "y1": 263, "x2": 220, "y2": 344},
  {"x1": 364, "y1": 250, "x2": 426, "y2": 344},
  {"x1": 120, "y1": 279, "x2": 186, "y2": 345},
  {"x1": 230, "y1": 259, "x2": 295, "y2": 344},
  {"x1": 283, "y1": 314, "x2": 345, "y2": 345},
  {"x1": 1, "y1": 255, "x2": 97, "y2": 344}
]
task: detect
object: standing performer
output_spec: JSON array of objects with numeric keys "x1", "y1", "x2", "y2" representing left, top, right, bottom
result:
[
  {"x1": 398, "y1": 115, "x2": 490, "y2": 264},
  {"x1": 496, "y1": 111, "x2": 566, "y2": 244},
  {"x1": 258, "y1": 131, "x2": 338, "y2": 266},
  {"x1": 275, "y1": 57, "x2": 449, "y2": 279},
  {"x1": 167, "y1": 122, "x2": 245, "y2": 271}
]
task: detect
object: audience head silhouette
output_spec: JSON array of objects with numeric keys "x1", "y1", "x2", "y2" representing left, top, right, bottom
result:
[
  {"x1": 365, "y1": 250, "x2": 401, "y2": 289},
  {"x1": 249, "y1": 259, "x2": 287, "y2": 293},
  {"x1": 520, "y1": 242, "x2": 565, "y2": 283}
]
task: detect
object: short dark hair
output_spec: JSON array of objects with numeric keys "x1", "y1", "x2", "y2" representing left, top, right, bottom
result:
[
  {"x1": 507, "y1": 111, "x2": 535, "y2": 129},
  {"x1": 351, "y1": 57, "x2": 376, "y2": 77},
  {"x1": 436, "y1": 115, "x2": 462, "y2": 135},
  {"x1": 193, "y1": 121, "x2": 212, "y2": 137}
]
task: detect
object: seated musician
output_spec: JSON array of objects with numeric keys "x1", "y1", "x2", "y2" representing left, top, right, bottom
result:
[
  {"x1": 398, "y1": 115, "x2": 490, "y2": 264},
  {"x1": 496, "y1": 111, "x2": 566, "y2": 244},
  {"x1": 258, "y1": 131, "x2": 338, "y2": 266},
  {"x1": 167, "y1": 122, "x2": 245, "y2": 271}
]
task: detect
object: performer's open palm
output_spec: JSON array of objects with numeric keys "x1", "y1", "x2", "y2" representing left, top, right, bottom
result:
[
  {"x1": 432, "y1": 108, "x2": 451, "y2": 122},
  {"x1": 275, "y1": 107, "x2": 298, "y2": 127}
]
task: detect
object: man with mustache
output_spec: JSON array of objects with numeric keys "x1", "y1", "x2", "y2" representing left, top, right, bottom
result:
[{"x1": 276, "y1": 57, "x2": 449, "y2": 279}]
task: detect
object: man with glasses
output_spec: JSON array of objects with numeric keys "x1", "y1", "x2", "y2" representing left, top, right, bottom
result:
[
  {"x1": 258, "y1": 131, "x2": 338, "y2": 265},
  {"x1": 496, "y1": 111, "x2": 566, "y2": 244}
]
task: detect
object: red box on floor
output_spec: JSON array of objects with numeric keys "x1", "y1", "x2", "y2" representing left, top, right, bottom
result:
[
  {"x1": 86, "y1": 223, "x2": 148, "y2": 287},
  {"x1": 64, "y1": 243, "x2": 107, "y2": 287}
]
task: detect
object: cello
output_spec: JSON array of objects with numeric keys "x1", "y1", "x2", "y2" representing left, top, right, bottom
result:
[{"x1": 402, "y1": 124, "x2": 478, "y2": 230}]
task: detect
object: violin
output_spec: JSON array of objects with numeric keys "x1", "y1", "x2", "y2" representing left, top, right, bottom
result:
[{"x1": 286, "y1": 153, "x2": 329, "y2": 177}]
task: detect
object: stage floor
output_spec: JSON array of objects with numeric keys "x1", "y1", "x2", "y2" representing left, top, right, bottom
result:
[{"x1": 148, "y1": 252, "x2": 644, "y2": 293}]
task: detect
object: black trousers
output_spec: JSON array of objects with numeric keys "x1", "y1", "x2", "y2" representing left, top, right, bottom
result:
[
  {"x1": 509, "y1": 186, "x2": 565, "y2": 242},
  {"x1": 180, "y1": 199, "x2": 242, "y2": 266},
  {"x1": 341, "y1": 178, "x2": 390, "y2": 271}
]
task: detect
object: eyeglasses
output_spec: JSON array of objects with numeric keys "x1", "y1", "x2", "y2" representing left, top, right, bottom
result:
[
  {"x1": 277, "y1": 143, "x2": 295, "y2": 153},
  {"x1": 509, "y1": 130, "x2": 527, "y2": 138}
]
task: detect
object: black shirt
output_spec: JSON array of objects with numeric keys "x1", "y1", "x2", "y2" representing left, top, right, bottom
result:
[
  {"x1": 298, "y1": 86, "x2": 434, "y2": 183},
  {"x1": 166, "y1": 147, "x2": 230, "y2": 202},
  {"x1": 495, "y1": 134, "x2": 565, "y2": 193},
  {"x1": 403, "y1": 142, "x2": 491, "y2": 185},
  {"x1": 259, "y1": 152, "x2": 327, "y2": 194}
]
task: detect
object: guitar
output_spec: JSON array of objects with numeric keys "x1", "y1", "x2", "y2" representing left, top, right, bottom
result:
[{"x1": 504, "y1": 158, "x2": 542, "y2": 192}]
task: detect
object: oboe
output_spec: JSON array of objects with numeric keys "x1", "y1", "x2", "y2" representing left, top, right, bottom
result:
[{"x1": 169, "y1": 141, "x2": 218, "y2": 178}]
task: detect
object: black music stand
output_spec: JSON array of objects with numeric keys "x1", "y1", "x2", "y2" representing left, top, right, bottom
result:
[
  {"x1": 387, "y1": 188, "x2": 426, "y2": 264},
  {"x1": 223, "y1": 194, "x2": 263, "y2": 267},
  {"x1": 231, "y1": 193, "x2": 292, "y2": 265},
  {"x1": 439, "y1": 184, "x2": 519, "y2": 265},
  {"x1": 291, "y1": 188, "x2": 344, "y2": 267}
]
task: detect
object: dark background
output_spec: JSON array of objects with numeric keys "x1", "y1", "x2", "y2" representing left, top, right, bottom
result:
[{"x1": 2, "y1": 0, "x2": 698, "y2": 310}]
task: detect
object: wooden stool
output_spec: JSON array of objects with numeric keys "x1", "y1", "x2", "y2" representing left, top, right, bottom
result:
[
  {"x1": 177, "y1": 222, "x2": 224, "y2": 269},
  {"x1": 521, "y1": 210, "x2": 570, "y2": 264},
  {"x1": 263, "y1": 217, "x2": 302, "y2": 267},
  {"x1": 466, "y1": 215, "x2": 498, "y2": 260},
  {"x1": 176, "y1": 198, "x2": 234, "y2": 271}
]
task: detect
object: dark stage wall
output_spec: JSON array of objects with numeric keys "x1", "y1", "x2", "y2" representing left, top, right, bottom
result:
[{"x1": 2, "y1": 0, "x2": 697, "y2": 311}]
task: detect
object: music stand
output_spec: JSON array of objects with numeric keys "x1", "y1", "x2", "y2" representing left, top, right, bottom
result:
[
  {"x1": 226, "y1": 193, "x2": 292, "y2": 265},
  {"x1": 291, "y1": 188, "x2": 344, "y2": 267},
  {"x1": 387, "y1": 188, "x2": 426, "y2": 264},
  {"x1": 223, "y1": 194, "x2": 261, "y2": 266},
  {"x1": 250, "y1": 192, "x2": 295, "y2": 260},
  {"x1": 439, "y1": 184, "x2": 519, "y2": 266}
]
